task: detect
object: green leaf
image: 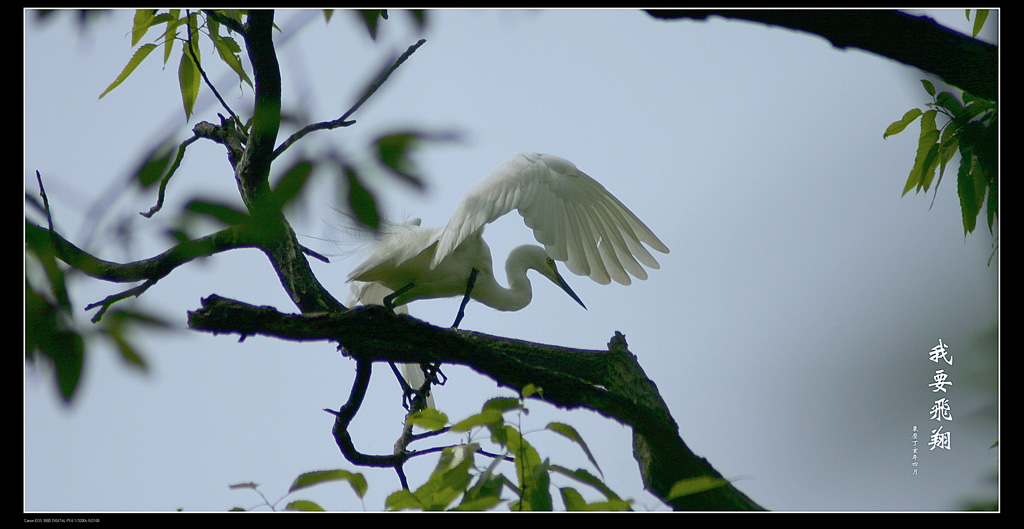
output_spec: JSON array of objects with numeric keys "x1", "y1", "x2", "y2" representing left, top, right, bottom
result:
[
  {"x1": 407, "y1": 408, "x2": 449, "y2": 431},
  {"x1": 450, "y1": 408, "x2": 503, "y2": 432},
  {"x1": 559, "y1": 487, "x2": 631, "y2": 511},
  {"x1": 162, "y1": 10, "x2": 182, "y2": 64},
  {"x1": 212, "y1": 33, "x2": 253, "y2": 88},
  {"x1": 106, "y1": 331, "x2": 148, "y2": 373},
  {"x1": 917, "y1": 141, "x2": 941, "y2": 192},
  {"x1": 883, "y1": 108, "x2": 922, "y2": 139},
  {"x1": 453, "y1": 494, "x2": 503, "y2": 511},
  {"x1": 343, "y1": 166, "x2": 380, "y2": 231},
  {"x1": 935, "y1": 91, "x2": 964, "y2": 116},
  {"x1": 177, "y1": 49, "x2": 200, "y2": 120},
  {"x1": 549, "y1": 466, "x2": 623, "y2": 502},
  {"x1": 184, "y1": 200, "x2": 250, "y2": 226},
  {"x1": 560, "y1": 487, "x2": 588, "y2": 510},
  {"x1": 272, "y1": 160, "x2": 314, "y2": 209},
  {"x1": 25, "y1": 221, "x2": 72, "y2": 312},
  {"x1": 373, "y1": 132, "x2": 427, "y2": 189},
  {"x1": 392, "y1": 445, "x2": 476, "y2": 511},
  {"x1": 104, "y1": 308, "x2": 173, "y2": 330},
  {"x1": 921, "y1": 79, "x2": 936, "y2": 97},
  {"x1": 957, "y1": 152, "x2": 986, "y2": 235},
  {"x1": 971, "y1": 9, "x2": 990, "y2": 38},
  {"x1": 933, "y1": 135, "x2": 959, "y2": 193},
  {"x1": 25, "y1": 280, "x2": 83, "y2": 404},
  {"x1": 284, "y1": 500, "x2": 324, "y2": 511},
  {"x1": 521, "y1": 383, "x2": 542, "y2": 398},
  {"x1": 99, "y1": 43, "x2": 157, "y2": 99},
  {"x1": 134, "y1": 141, "x2": 176, "y2": 188},
  {"x1": 666, "y1": 475, "x2": 731, "y2": 500},
  {"x1": 956, "y1": 98, "x2": 996, "y2": 128},
  {"x1": 986, "y1": 172, "x2": 997, "y2": 233},
  {"x1": 386, "y1": 489, "x2": 425, "y2": 511},
  {"x1": 523, "y1": 458, "x2": 553, "y2": 511},
  {"x1": 289, "y1": 469, "x2": 368, "y2": 499},
  {"x1": 355, "y1": 10, "x2": 388, "y2": 40},
  {"x1": 456, "y1": 456, "x2": 508, "y2": 511},
  {"x1": 51, "y1": 331, "x2": 84, "y2": 403},
  {"x1": 131, "y1": 9, "x2": 159, "y2": 46},
  {"x1": 500, "y1": 426, "x2": 546, "y2": 508},
  {"x1": 902, "y1": 109, "x2": 939, "y2": 196},
  {"x1": 483, "y1": 396, "x2": 523, "y2": 414},
  {"x1": 546, "y1": 422, "x2": 603, "y2": 477}
]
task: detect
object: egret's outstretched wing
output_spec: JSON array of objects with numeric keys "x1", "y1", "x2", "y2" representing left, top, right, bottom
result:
[
  {"x1": 432, "y1": 152, "x2": 669, "y2": 285},
  {"x1": 346, "y1": 218, "x2": 440, "y2": 283}
]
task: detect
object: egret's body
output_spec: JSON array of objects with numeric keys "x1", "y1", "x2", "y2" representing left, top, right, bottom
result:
[{"x1": 348, "y1": 152, "x2": 669, "y2": 321}]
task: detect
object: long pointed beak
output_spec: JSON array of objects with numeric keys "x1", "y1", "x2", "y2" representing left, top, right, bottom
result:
[{"x1": 553, "y1": 271, "x2": 587, "y2": 310}]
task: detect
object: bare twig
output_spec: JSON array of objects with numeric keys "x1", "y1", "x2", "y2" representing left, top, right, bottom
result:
[
  {"x1": 34, "y1": 171, "x2": 54, "y2": 231},
  {"x1": 141, "y1": 135, "x2": 200, "y2": 218},
  {"x1": 272, "y1": 39, "x2": 427, "y2": 160},
  {"x1": 84, "y1": 278, "x2": 158, "y2": 323}
]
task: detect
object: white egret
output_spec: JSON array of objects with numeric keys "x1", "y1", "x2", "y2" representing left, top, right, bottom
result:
[{"x1": 348, "y1": 151, "x2": 669, "y2": 327}]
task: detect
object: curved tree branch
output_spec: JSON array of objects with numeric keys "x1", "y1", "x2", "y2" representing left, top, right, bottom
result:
[
  {"x1": 646, "y1": 9, "x2": 998, "y2": 102},
  {"x1": 25, "y1": 222, "x2": 259, "y2": 286},
  {"x1": 25, "y1": 221, "x2": 262, "y2": 321},
  {"x1": 187, "y1": 295, "x2": 765, "y2": 510}
]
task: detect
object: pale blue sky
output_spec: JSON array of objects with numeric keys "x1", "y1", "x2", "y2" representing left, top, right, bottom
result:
[{"x1": 25, "y1": 9, "x2": 998, "y2": 512}]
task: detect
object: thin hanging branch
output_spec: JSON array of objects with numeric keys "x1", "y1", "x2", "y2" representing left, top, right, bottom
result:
[
  {"x1": 185, "y1": 10, "x2": 243, "y2": 128},
  {"x1": 273, "y1": 39, "x2": 427, "y2": 160}
]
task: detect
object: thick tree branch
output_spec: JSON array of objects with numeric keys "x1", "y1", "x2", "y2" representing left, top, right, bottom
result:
[
  {"x1": 25, "y1": 222, "x2": 258, "y2": 285},
  {"x1": 186, "y1": 295, "x2": 764, "y2": 510},
  {"x1": 231, "y1": 10, "x2": 342, "y2": 314},
  {"x1": 234, "y1": 10, "x2": 280, "y2": 206},
  {"x1": 646, "y1": 9, "x2": 998, "y2": 102}
]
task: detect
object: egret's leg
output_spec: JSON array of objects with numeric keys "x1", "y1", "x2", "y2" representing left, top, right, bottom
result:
[
  {"x1": 421, "y1": 361, "x2": 447, "y2": 386},
  {"x1": 387, "y1": 362, "x2": 435, "y2": 411},
  {"x1": 409, "y1": 269, "x2": 478, "y2": 408},
  {"x1": 452, "y1": 268, "x2": 479, "y2": 329},
  {"x1": 382, "y1": 283, "x2": 415, "y2": 409},
  {"x1": 383, "y1": 282, "x2": 415, "y2": 314},
  {"x1": 388, "y1": 362, "x2": 416, "y2": 410}
]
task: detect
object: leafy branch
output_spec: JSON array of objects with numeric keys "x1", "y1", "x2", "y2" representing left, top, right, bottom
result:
[
  {"x1": 883, "y1": 10, "x2": 997, "y2": 236},
  {"x1": 99, "y1": 9, "x2": 252, "y2": 121}
]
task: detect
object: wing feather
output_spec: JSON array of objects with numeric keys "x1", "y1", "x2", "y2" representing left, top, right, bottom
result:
[{"x1": 432, "y1": 152, "x2": 669, "y2": 285}]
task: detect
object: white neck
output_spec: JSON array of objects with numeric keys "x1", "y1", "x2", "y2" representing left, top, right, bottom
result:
[{"x1": 472, "y1": 263, "x2": 533, "y2": 312}]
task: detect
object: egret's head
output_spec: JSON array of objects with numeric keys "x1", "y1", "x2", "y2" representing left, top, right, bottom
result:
[{"x1": 513, "y1": 245, "x2": 587, "y2": 310}]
